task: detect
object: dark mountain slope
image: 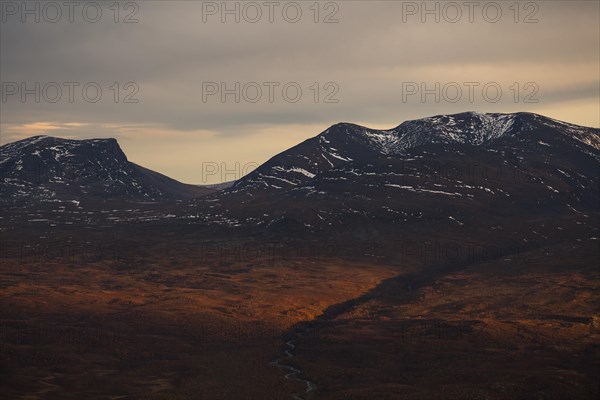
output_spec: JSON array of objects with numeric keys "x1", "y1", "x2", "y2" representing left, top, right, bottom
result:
[
  {"x1": 0, "y1": 135, "x2": 214, "y2": 202},
  {"x1": 187, "y1": 112, "x2": 599, "y2": 238}
]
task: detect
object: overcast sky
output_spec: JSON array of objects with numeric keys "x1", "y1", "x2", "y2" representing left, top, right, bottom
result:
[{"x1": 1, "y1": 0, "x2": 599, "y2": 183}]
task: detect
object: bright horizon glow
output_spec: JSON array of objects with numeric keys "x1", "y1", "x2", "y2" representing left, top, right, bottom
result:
[{"x1": 1, "y1": 108, "x2": 597, "y2": 185}]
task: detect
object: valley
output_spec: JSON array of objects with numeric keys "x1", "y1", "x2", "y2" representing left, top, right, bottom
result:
[
  {"x1": 1, "y1": 112, "x2": 599, "y2": 399},
  {"x1": 0, "y1": 227, "x2": 398, "y2": 399}
]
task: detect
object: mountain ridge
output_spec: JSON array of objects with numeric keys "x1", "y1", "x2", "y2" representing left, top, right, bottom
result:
[
  {"x1": 0, "y1": 134, "x2": 214, "y2": 202},
  {"x1": 225, "y1": 112, "x2": 599, "y2": 196},
  {"x1": 2, "y1": 112, "x2": 599, "y2": 209}
]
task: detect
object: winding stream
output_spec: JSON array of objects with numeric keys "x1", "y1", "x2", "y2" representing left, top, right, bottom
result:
[
  {"x1": 268, "y1": 275, "x2": 408, "y2": 400},
  {"x1": 270, "y1": 327, "x2": 317, "y2": 400}
]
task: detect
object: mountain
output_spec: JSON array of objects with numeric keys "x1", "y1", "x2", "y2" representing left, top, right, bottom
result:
[
  {"x1": 189, "y1": 112, "x2": 599, "y2": 237},
  {"x1": 2, "y1": 112, "x2": 598, "y2": 239},
  {"x1": 0, "y1": 135, "x2": 214, "y2": 203},
  {"x1": 224, "y1": 112, "x2": 599, "y2": 196}
]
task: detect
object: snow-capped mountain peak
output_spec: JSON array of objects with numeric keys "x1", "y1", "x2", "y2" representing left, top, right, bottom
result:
[
  {"x1": 1, "y1": 136, "x2": 212, "y2": 202},
  {"x1": 224, "y1": 112, "x2": 599, "y2": 195}
]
